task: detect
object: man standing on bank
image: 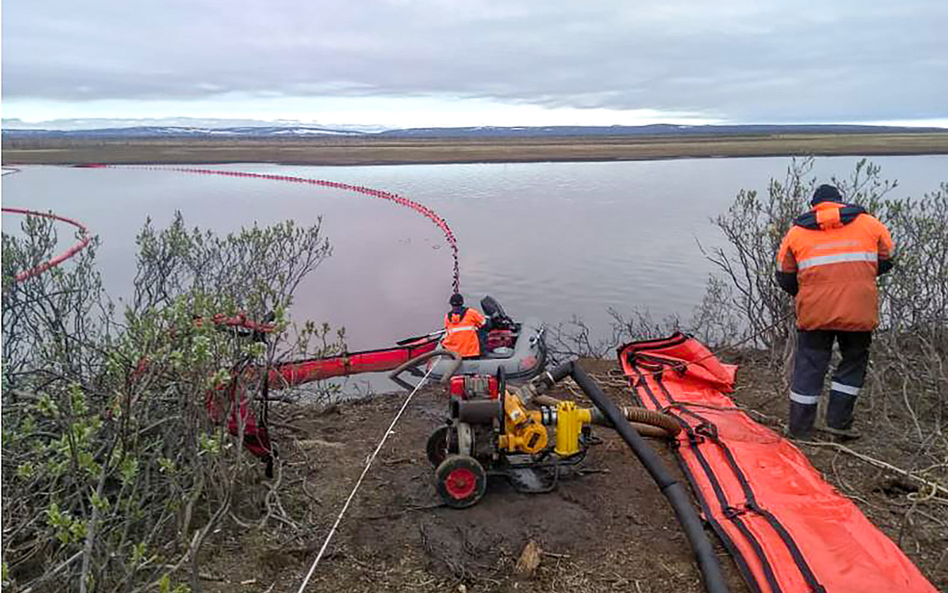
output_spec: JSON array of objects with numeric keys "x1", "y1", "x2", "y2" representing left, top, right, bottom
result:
[{"x1": 776, "y1": 184, "x2": 894, "y2": 439}]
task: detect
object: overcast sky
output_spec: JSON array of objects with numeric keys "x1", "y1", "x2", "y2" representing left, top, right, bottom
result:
[{"x1": 2, "y1": 0, "x2": 947, "y2": 129}]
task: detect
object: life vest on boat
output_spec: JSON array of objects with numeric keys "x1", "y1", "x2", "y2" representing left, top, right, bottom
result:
[
  {"x1": 777, "y1": 201, "x2": 893, "y2": 331},
  {"x1": 442, "y1": 306, "x2": 485, "y2": 358}
]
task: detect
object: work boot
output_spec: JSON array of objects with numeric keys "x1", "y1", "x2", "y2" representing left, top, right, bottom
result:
[
  {"x1": 788, "y1": 401, "x2": 817, "y2": 440},
  {"x1": 815, "y1": 423, "x2": 862, "y2": 442},
  {"x1": 782, "y1": 426, "x2": 806, "y2": 443}
]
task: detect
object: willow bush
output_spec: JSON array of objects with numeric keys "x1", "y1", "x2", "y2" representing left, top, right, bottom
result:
[{"x1": 2, "y1": 213, "x2": 343, "y2": 592}]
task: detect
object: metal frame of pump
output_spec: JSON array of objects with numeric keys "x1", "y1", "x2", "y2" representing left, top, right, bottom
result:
[{"x1": 426, "y1": 372, "x2": 602, "y2": 508}]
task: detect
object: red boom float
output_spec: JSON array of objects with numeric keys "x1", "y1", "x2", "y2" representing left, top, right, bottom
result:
[
  {"x1": 102, "y1": 165, "x2": 462, "y2": 293},
  {"x1": 1, "y1": 207, "x2": 92, "y2": 283}
]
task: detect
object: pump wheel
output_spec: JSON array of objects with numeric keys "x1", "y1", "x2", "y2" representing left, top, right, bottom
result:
[
  {"x1": 435, "y1": 455, "x2": 487, "y2": 508},
  {"x1": 426, "y1": 426, "x2": 451, "y2": 467}
]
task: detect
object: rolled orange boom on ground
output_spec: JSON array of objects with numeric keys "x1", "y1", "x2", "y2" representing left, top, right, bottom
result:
[{"x1": 618, "y1": 333, "x2": 937, "y2": 593}]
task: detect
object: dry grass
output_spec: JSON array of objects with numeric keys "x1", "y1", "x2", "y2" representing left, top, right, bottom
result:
[{"x1": 4, "y1": 133, "x2": 948, "y2": 166}]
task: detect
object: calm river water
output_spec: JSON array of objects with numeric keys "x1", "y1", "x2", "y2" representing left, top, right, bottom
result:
[{"x1": 3, "y1": 156, "x2": 946, "y2": 372}]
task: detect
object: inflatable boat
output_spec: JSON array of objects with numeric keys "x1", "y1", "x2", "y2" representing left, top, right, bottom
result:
[
  {"x1": 270, "y1": 296, "x2": 546, "y2": 386},
  {"x1": 423, "y1": 315, "x2": 546, "y2": 382}
]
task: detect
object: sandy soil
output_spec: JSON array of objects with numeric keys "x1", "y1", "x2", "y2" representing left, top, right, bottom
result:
[
  {"x1": 193, "y1": 356, "x2": 946, "y2": 593},
  {"x1": 4, "y1": 133, "x2": 948, "y2": 166}
]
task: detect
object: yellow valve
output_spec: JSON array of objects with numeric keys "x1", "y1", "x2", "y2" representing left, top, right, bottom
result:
[
  {"x1": 554, "y1": 400, "x2": 592, "y2": 457},
  {"x1": 501, "y1": 392, "x2": 548, "y2": 454},
  {"x1": 499, "y1": 422, "x2": 547, "y2": 454}
]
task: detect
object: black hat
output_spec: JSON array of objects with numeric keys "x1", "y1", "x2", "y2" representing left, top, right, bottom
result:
[
  {"x1": 449, "y1": 293, "x2": 464, "y2": 306},
  {"x1": 811, "y1": 184, "x2": 843, "y2": 205}
]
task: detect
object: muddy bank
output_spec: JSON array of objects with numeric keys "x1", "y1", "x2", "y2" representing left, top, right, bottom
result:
[
  {"x1": 5, "y1": 133, "x2": 948, "y2": 166},
  {"x1": 199, "y1": 356, "x2": 946, "y2": 593}
]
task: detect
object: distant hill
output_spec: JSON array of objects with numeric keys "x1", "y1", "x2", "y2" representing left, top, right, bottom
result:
[
  {"x1": 0, "y1": 125, "x2": 365, "y2": 139},
  {"x1": 375, "y1": 123, "x2": 948, "y2": 138},
  {"x1": 2, "y1": 123, "x2": 945, "y2": 140}
]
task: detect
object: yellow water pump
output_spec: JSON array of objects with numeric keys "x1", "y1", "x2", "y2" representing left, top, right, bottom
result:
[{"x1": 426, "y1": 374, "x2": 680, "y2": 508}]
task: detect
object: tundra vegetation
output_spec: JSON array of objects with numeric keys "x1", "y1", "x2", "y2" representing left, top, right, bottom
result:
[
  {"x1": 3, "y1": 132, "x2": 948, "y2": 166},
  {"x1": 2, "y1": 213, "x2": 343, "y2": 592}
]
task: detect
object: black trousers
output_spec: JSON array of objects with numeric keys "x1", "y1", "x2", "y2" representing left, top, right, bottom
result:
[{"x1": 788, "y1": 329, "x2": 872, "y2": 437}]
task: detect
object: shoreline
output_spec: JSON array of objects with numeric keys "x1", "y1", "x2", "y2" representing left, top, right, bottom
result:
[{"x1": 4, "y1": 132, "x2": 948, "y2": 166}]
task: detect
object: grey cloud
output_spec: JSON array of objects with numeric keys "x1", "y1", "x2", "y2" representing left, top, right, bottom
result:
[{"x1": 2, "y1": 0, "x2": 946, "y2": 122}]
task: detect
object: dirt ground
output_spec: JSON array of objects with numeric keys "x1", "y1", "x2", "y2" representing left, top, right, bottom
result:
[{"x1": 197, "y1": 355, "x2": 947, "y2": 593}]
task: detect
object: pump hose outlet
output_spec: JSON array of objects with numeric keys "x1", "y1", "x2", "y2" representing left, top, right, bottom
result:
[
  {"x1": 601, "y1": 406, "x2": 682, "y2": 438},
  {"x1": 531, "y1": 394, "x2": 681, "y2": 438}
]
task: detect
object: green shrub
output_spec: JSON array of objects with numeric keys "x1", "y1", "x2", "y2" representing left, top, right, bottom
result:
[{"x1": 2, "y1": 212, "x2": 343, "y2": 592}]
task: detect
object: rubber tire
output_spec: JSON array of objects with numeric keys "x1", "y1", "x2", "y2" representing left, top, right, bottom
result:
[
  {"x1": 435, "y1": 455, "x2": 487, "y2": 508},
  {"x1": 426, "y1": 426, "x2": 450, "y2": 467}
]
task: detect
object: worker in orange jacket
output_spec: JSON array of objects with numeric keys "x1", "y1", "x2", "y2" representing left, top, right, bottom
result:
[
  {"x1": 777, "y1": 184, "x2": 894, "y2": 439},
  {"x1": 441, "y1": 293, "x2": 487, "y2": 358}
]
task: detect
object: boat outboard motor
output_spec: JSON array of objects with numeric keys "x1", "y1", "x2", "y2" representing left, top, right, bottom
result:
[{"x1": 481, "y1": 295, "x2": 515, "y2": 330}]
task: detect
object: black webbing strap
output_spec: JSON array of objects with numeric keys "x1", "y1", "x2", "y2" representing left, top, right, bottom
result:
[
  {"x1": 634, "y1": 368, "x2": 782, "y2": 593},
  {"x1": 633, "y1": 350, "x2": 826, "y2": 593}
]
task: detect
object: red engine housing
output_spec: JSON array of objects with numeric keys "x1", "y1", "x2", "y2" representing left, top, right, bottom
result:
[
  {"x1": 449, "y1": 375, "x2": 499, "y2": 400},
  {"x1": 486, "y1": 329, "x2": 515, "y2": 350}
]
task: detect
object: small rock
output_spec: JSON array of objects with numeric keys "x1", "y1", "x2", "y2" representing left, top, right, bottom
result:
[
  {"x1": 515, "y1": 540, "x2": 542, "y2": 577},
  {"x1": 298, "y1": 438, "x2": 344, "y2": 450}
]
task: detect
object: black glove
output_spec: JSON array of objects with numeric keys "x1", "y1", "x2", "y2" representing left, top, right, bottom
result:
[{"x1": 775, "y1": 271, "x2": 799, "y2": 296}]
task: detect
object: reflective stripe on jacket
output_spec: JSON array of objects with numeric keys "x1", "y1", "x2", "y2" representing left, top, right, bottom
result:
[
  {"x1": 442, "y1": 307, "x2": 486, "y2": 358},
  {"x1": 777, "y1": 201, "x2": 893, "y2": 331}
]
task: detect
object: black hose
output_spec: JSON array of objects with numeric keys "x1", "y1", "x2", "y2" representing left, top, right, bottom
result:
[{"x1": 550, "y1": 361, "x2": 730, "y2": 593}]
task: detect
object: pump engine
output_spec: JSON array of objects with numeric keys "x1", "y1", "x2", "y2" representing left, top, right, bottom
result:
[{"x1": 427, "y1": 372, "x2": 602, "y2": 507}]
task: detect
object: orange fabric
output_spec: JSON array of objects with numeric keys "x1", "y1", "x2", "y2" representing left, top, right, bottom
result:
[
  {"x1": 619, "y1": 334, "x2": 938, "y2": 593},
  {"x1": 815, "y1": 206, "x2": 842, "y2": 228},
  {"x1": 777, "y1": 202, "x2": 893, "y2": 331},
  {"x1": 441, "y1": 307, "x2": 486, "y2": 358}
]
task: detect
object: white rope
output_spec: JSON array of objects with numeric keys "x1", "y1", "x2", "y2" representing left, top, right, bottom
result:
[{"x1": 295, "y1": 365, "x2": 436, "y2": 593}]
